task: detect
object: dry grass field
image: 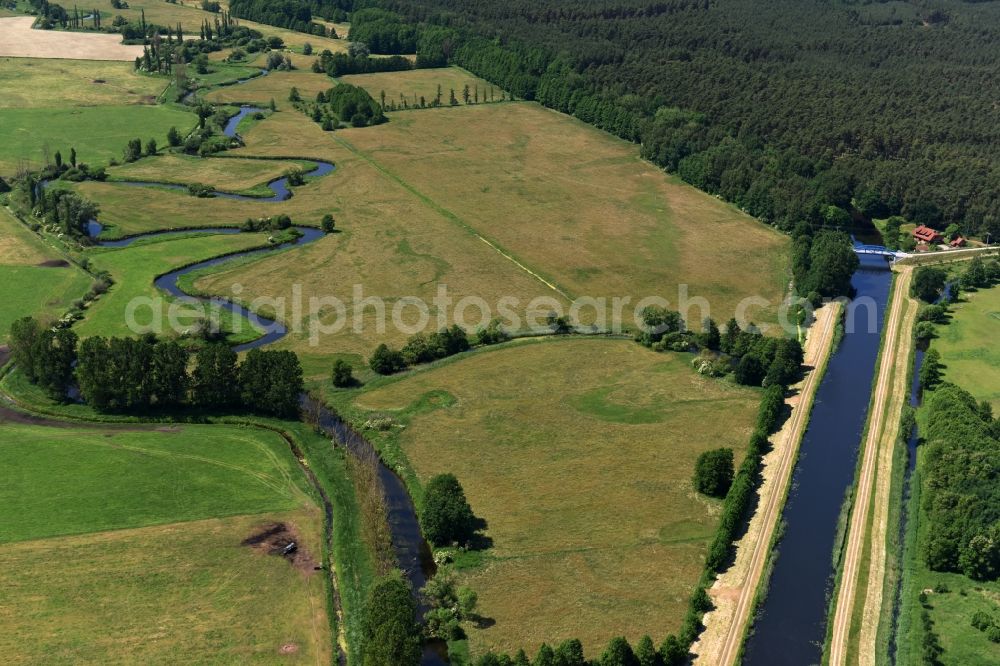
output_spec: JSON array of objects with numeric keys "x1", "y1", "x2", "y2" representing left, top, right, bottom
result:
[
  {"x1": 339, "y1": 66, "x2": 504, "y2": 108},
  {"x1": 0, "y1": 57, "x2": 167, "y2": 107},
  {"x1": 339, "y1": 101, "x2": 790, "y2": 325},
  {"x1": 79, "y1": 0, "x2": 346, "y2": 52},
  {"x1": 77, "y1": 111, "x2": 564, "y2": 370},
  {"x1": 351, "y1": 338, "x2": 759, "y2": 656},
  {"x1": 204, "y1": 69, "x2": 337, "y2": 109},
  {"x1": 108, "y1": 153, "x2": 308, "y2": 192},
  {"x1": 0, "y1": 512, "x2": 330, "y2": 663},
  {"x1": 76, "y1": 93, "x2": 790, "y2": 367},
  {"x1": 0, "y1": 16, "x2": 145, "y2": 60}
]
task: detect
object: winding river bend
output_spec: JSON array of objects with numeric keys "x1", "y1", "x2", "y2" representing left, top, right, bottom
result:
[
  {"x1": 743, "y1": 254, "x2": 893, "y2": 665},
  {"x1": 30, "y1": 98, "x2": 445, "y2": 662}
]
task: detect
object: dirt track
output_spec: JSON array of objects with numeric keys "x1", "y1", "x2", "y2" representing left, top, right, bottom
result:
[
  {"x1": 827, "y1": 266, "x2": 914, "y2": 665},
  {"x1": 693, "y1": 301, "x2": 841, "y2": 666},
  {"x1": 0, "y1": 17, "x2": 145, "y2": 61}
]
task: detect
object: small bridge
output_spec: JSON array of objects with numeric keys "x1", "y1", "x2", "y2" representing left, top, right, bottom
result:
[{"x1": 853, "y1": 244, "x2": 909, "y2": 260}]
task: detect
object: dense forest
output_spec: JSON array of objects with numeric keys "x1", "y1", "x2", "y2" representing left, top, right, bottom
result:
[
  {"x1": 370, "y1": 0, "x2": 1000, "y2": 238},
  {"x1": 921, "y1": 382, "x2": 1000, "y2": 580},
  {"x1": 228, "y1": 0, "x2": 350, "y2": 33}
]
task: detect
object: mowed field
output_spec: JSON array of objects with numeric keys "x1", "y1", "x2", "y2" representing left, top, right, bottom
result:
[
  {"x1": 0, "y1": 57, "x2": 167, "y2": 107},
  {"x1": 0, "y1": 421, "x2": 330, "y2": 663},
  {"x1": 0, "y1": 104, "x2": 195, "y2": 175},
  {"x1": 934, "y1": 284, "x2": 1000, "y2": 410},
  {"x1": 349, "y1": 338, "x2": 760, "y2": 655},
  {"x1": 0, "y1": 16, "x2": 145, "y2": 60},
  {"x1": 0, "y1": 208, "x2": 92, "y2": 339},
  {"x1": 339, "y1": 66, "x2": 505, "y2": 107}
]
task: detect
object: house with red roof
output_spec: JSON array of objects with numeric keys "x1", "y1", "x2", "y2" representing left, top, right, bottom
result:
[{"x1": 913, "y1": 225, "x2": 943, "y2": 244}]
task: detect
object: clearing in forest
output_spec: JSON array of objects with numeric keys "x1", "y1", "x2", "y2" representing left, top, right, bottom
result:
[{"x1": 348, "y1": 337, "x2": 760, "y2": 656}]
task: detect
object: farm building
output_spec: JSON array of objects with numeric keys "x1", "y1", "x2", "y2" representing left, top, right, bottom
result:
[{"x1": 913, "y1": 225, "x2": 943, "y2": 244}]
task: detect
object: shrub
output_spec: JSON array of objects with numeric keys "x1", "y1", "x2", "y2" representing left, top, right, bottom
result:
[
  {"x1": 693, "y1": 448, "x2": 734, "y2": 497},
  {"x1": 369, "y1": 343, "x2": 406, "y2": 375},
  {"x1": 332, "y1": 359, "x2": 353, "y2": 387}
]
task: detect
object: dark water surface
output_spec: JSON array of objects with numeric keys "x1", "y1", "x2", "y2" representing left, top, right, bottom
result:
[{"x1": 743, "y1": 255, "x2": 893, "y2": 665}]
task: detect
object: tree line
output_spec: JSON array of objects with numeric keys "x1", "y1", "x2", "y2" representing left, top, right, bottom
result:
[{"x1": 8, "y1": 318, "x2": 303, "y2": 417}]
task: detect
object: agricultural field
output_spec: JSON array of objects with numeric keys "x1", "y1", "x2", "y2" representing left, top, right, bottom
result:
[
  {"x1": 339, "y1": 100, "x2": 790, "y2": 324},
  {"x1": 0, "y1": 420, "x2": 329, "y2": 663},
  {"x1": 933, "y1": 283, "x2": 1000, "y2": 410},
  {"x1": 0, "y1": 16, "x2": 145, "y2": 60},
  {"x1": 76, "y1": 231, "x2": 274, "y2": 343},
  {"x1": 339, "y1": 66, "x2": 504, "y2": 108},
  {"x1": 345, "y1": 338, "x2": 760, "y2": 655},
  {"x1": 0, "y1": 104, "x2": 195, "y2": 175},
  {"x1": 0, "y1": 208, "x2": 92, "y2": 339},
  {"x1": 0, "y1": 57, "x2": 168, "y2": 107},
  {"x1": 68, "y1": 0, "x2": 346, "y2": 52},
  {"x1": 204, "y1": 69, "x2": 337, "y2": 108}
]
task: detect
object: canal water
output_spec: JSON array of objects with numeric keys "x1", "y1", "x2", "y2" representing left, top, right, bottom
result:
[{"x1": 743, "y1": 254, "x2": 893, "y2": 665}]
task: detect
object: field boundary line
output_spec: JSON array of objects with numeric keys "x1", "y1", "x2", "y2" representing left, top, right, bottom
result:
[
  {"x1": 700, "y1": 301, "x2": 840, "y2": 666},
  {"x1": 331, "y1": 133, "x2": 574, "y2": 300},
  {"x1": 828, "y1": 266, "x2": 912, "y2": 665}
]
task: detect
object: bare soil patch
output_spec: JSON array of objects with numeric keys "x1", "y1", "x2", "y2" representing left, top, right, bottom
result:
[
  {"x1": 0, "y1": 17, "x2": 145, "y2": 61},
  {"x1": 242, "y1": 521, "x2": 318, "y2": 574}
]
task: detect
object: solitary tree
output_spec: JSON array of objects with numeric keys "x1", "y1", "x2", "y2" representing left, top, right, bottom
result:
[
  {"x1": 332, "y1": 359, "x2": 353, "y2": 387},
  {"x1": 920, "y1": 348, "x2": 943, "y2": 391},
  {"x1": 145, "y1": 138, "x2": 157, "y2": 156},
  {"x1": 693, "y1": 448, "x2": 734, "y2": 497},
  {"x1": 167, "y1": 126, "x2": 182, "y2": 146},
  {"x1": 422, "y1": 473, "x2": 476, "y2": 546},
  {"x1": 321, "y1": 214, "x2": 336, "y2": 232}
]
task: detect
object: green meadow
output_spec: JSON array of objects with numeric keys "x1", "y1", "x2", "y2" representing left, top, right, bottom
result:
[
  {"x1": 1, "y1": 422, "x2": 311, "y2": 543},
  {"x1": 934, "y1": 284, "x2": 1000, "y2": 410},
  {"x1": 77, "y1": 232, "x2": 274, "y2": 343},
  {"x1": 0, "y1": 104, "x2": 195, "y2": 174}
]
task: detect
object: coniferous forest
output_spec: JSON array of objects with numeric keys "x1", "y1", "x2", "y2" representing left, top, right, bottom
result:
[{"x1": 371, "y1": 0, "x2": 1000, "y2": 237}]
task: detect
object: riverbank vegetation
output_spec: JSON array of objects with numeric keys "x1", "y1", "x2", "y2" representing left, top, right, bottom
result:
[{"x1": 898, "y1": 262, "x2": 1000, "y2": 664}]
